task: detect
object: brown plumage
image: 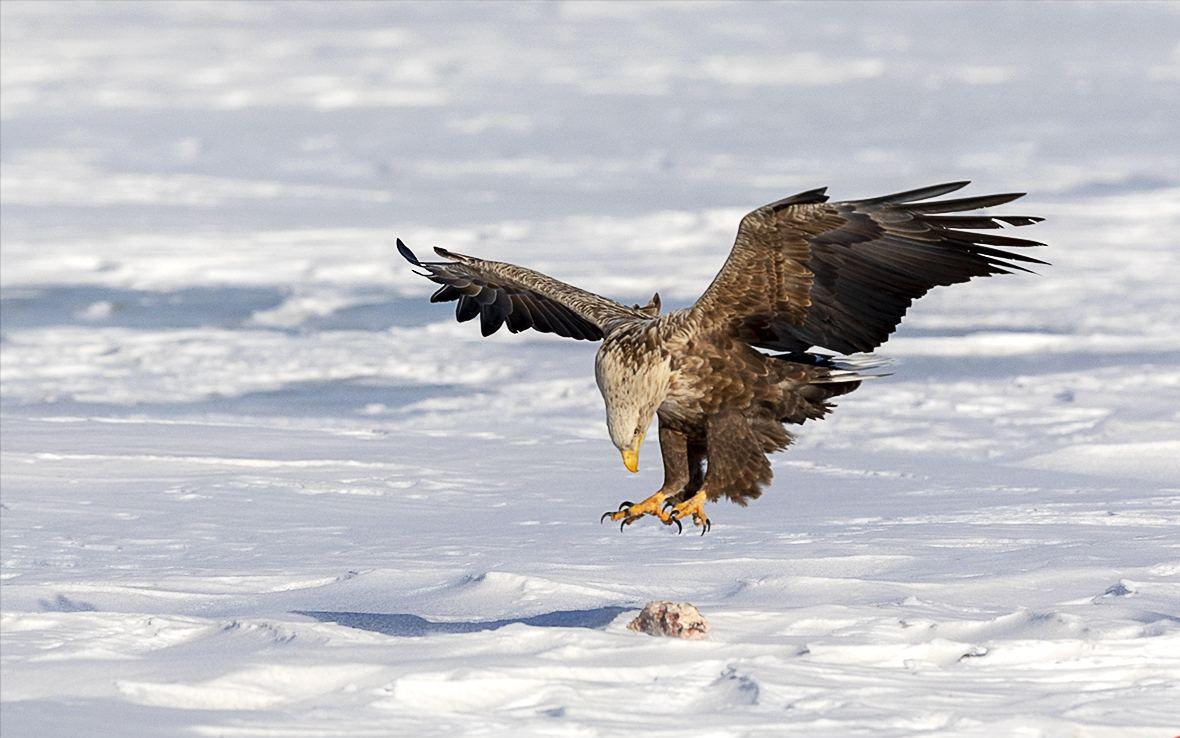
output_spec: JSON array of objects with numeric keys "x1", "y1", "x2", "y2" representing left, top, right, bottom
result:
[{"x1": 399, "y1": 182, "x2": 1045, "y2": 534}]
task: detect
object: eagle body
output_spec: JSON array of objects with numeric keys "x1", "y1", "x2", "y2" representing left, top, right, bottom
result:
[
  {"x1": 399, "y1": 182, "x2": 1045, "y2": 534},
  {"x1": 597, "y1": 306, "x2": 864, "y2": 508}
]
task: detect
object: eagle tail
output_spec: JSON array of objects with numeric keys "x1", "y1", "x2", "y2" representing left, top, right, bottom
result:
[{"x1": 771, "y1": 351, "x2": 893, "y2": 383}]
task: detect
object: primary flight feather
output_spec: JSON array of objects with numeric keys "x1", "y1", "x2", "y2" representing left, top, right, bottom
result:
[{"x1": 398, "y1": 182, "x2": 1046, "y2": 534}]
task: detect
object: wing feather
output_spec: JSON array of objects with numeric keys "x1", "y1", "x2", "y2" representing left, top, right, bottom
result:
[
  {"x1": 399, "y1": 240, "x2": 646, "y2": 341},
  {"x1": 455, "y1": 293, "x2": 481, "y2": 322},
  {"x1": 429, "y1": 284, "x2": 459, "y2": 303},
  {"x1": 689, "y1": 182, "x2": 1046, "y2": 354}
]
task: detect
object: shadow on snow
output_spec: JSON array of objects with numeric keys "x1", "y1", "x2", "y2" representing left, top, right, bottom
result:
[{"x1": 294, "y1": 606, "x2": 631, "y2": 637}]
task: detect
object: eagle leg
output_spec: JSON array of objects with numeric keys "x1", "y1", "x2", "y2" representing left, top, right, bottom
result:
[
  {"x1": 667, "y1": 490, "x2": 711, "y2": 536},
  {"x1": 663, "y1": 411, "x2": 769, "y2": 535},
  {"x1": 601, "y1": 491, "x2": 677, "y2": 531},
  {"x1": 599, "y1": 421, "x2": 702, "y2": 533}
]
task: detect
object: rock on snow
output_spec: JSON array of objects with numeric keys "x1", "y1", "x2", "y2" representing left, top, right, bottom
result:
[{"x1": 628, "y1": 601, "x2": 710, "y2": 639}]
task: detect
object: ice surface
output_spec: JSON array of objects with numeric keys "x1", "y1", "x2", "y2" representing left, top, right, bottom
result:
[{"x1": 2, "y1": 2, "x2": 1179, "y2": 737}]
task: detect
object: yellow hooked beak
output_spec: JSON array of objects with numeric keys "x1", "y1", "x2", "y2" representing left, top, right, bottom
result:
[{"x1": 620, "y1": 433, "x2": 643, "y2": 473}]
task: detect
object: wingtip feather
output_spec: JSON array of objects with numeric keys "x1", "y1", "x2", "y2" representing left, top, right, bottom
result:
[
  {"x1": 396, "y1": 238, "x2": 421, "y2": 266},
  {"x1": 862, "y1": 181, "x2": 972, "y2": 205}
]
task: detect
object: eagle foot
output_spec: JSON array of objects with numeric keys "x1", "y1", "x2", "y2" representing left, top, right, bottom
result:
[
  {"x1": 601, "y1": 491, "x2": 677, "y2": 532},
  {"x1": 667, "y1": 491, "x2": 711, "y2": 536}
]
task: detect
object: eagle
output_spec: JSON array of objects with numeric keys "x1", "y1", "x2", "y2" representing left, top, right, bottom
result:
[{"x1": 398, "y1": 182, "x2": 1045, "y2": 534}]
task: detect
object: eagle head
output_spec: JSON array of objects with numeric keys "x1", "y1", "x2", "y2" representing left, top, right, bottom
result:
[{"x1": 594, "y1": 333, "x2": 671, "y2": 473}]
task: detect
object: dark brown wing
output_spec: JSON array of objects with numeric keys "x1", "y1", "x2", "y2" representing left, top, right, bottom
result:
[
  {"x1": 398, "y1": 240, "x2": 647, "y2": 340},
  {"x1": 688, "y1": 182, "x2": 1046, "y2": 354}
]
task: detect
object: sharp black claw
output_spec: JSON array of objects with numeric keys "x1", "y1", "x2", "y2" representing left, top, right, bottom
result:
[
  {"x1": 619, "y1": 501, "x2": 633, "y2": 510},
  {"x1": 672, "y1": 518, "x2": 682, "y2": 534},
  {"x1": 619, "y1": 519, "x2": 628, "y2": 532},
  {"x1": 600, "y1": 511, "x2": 611, "y2": 524},
  {"x1": 662, "y1": 500, "x2": 674, "y2": 510}
]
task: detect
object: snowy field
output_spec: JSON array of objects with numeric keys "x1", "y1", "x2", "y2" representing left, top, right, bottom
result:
[{"x1": 3, "y1": 2, "x2": 1180, "y2": 736}]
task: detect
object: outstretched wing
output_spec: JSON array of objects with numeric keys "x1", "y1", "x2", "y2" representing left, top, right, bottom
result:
[
  {"x1": 689, "y1": 182, "x2": 1046, "y2": 354},
  {"x1": 398, "y1": 240, "x2": 647, "y2": 340}
]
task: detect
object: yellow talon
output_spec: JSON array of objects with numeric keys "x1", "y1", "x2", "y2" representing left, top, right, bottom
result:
[
  {"x1": 667, "y1": 491, "x2": 711, "y2": 535},
  {"x1": 602, "y1": 490, "x2": 672, "y2": 528}
]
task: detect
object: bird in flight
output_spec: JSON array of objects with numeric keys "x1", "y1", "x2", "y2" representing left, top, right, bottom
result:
[{"x1": 398, "y1": 182, "x2": 1045, "y2": 534}]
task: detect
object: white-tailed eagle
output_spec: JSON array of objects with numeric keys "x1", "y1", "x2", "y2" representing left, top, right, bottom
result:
[{"x1": 398, "y1": 182, "x2": 1045, "y2": 534}]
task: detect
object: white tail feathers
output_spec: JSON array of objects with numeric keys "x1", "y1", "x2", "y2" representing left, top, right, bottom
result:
[{"x1": 810, "y1": 354, "x2": 894, "y2": 383}]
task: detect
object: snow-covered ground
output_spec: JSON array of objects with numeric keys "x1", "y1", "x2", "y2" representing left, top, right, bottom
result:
[{"x1": 3, "y1": 3, "x2": 1179, "y2": 737}]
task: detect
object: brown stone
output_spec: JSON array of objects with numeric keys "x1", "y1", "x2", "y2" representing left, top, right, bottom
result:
[{"x1": 627, "y1": 601, "x2": 709, "y2": 639}]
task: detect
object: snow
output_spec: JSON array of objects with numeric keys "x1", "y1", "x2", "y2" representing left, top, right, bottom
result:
[{"x1": 2, "y1": 2, "x2": 1179, "y2": 737}]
